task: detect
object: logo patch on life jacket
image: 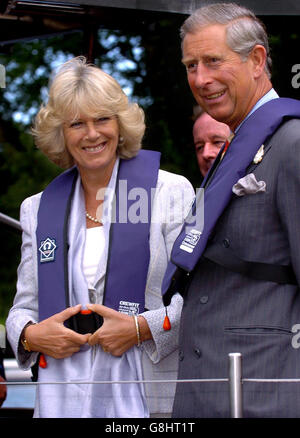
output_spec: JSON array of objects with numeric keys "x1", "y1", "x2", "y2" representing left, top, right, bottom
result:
[
  {"x1": 180, "y1": 229, "x2": 202, "y2": 253},
  {"x1": 118, "y1": 301, "x2": 140, "y2": 315},
  {"x1": 39, "y1": 237, "x2": 57, "y2": 263}
]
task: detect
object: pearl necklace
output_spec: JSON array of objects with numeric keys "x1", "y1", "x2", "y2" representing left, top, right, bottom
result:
[{"x1": 86, "y1": 212, "x2": 102, "y2": 224}]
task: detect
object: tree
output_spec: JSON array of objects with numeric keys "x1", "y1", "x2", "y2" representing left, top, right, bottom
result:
[{"x1": 0, "y1": 13, "x2": 299, "y2": 323}]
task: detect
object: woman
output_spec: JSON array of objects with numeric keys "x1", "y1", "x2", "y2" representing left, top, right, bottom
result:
[{"x1": 6, "y1": 57, "x2": 194, "y2": 418}]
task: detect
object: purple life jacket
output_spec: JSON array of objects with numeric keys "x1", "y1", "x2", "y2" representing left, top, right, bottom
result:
[
  {"x1": 162, "y1": 97, "x2": 300, "y2": 304},
  {"x1": 36, "y1": 150, "x2": 161, "y2": 321}
]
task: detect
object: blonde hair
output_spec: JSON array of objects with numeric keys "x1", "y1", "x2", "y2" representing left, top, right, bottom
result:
[{"x1": 33, "y1": 56, "x2": 145, "y2": 168}]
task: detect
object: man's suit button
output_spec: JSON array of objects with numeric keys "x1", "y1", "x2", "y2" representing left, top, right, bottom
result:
[
  {"x1": 179, "y1": 350, "x2": 184, "y2": 361},
  {"x1": 200, "y1": 295, "x2": 209, "y2": 304},
  {"x1": 194, "y1": 348, "x2": 202, "y2": 358},
  {"x1": 223, "y1": 238, "x2": 230, "y2": 248}
]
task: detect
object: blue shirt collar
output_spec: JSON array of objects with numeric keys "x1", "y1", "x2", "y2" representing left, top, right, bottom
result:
[{"x1": 234, "y1": 88, "x2": 279, "y2": 134}]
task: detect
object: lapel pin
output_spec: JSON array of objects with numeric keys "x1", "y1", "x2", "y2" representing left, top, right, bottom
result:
[{"x1": 253, "y1": 144, "x2": 264, "y2": 164}]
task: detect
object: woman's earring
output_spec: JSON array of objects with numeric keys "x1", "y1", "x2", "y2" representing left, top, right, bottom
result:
[{"x1": 119, "y1": 136, "x2": 124, "y2": 145}]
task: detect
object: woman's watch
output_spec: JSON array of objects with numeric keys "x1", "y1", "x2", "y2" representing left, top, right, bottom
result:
[
  {"x1": 20, "y1": 322, "x2": 34, "y2": 352},
  {"x1": 21, "y1": 337, "x2": 31, "y2": 352}
]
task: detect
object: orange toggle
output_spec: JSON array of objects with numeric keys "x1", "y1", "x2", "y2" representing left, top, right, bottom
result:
[
  {"x1": 80, "y1": 309, "x2": 92, "y2": 314},
  {"x1": 163, "y1": 315, "x2": 171, "y2": 331},
  {"x1": 163, "y1": 307, "x2": 171, "y2": 331},
  {"x1": 39, "y1": 354, "x2": 47, "y2": 369}
]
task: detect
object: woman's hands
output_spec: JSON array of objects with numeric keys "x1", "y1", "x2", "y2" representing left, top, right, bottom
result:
[
  {"x1": 23, "y1": 303, "x2": 153, "y2": 359},
  {"x1": 24, "y1": 304, "x2": 90, "y2": 359},
  {"x1": 87, "y1": 304, "x2": 152, "y2": 356}
]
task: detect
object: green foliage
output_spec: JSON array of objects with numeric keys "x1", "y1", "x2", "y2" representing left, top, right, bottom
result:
[
  {"x1": 0, "y1": 35, "x2": 77, "y2": 321},
  {"x1": 0, "y1": 122, "x2": 61, "y2": 322},
  {"x1": 0, "y1": 14, "x2": 299, "y2": 323}
]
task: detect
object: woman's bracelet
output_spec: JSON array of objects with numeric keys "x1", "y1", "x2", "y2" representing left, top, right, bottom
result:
[
  {"x1": 133, "y1": 315, "x2": 141, "y2": 347},
  {"x1": 20, "y1": 321, "x2": 35, "y2": 352}
]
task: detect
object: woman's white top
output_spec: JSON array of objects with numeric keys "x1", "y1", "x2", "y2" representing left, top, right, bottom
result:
[{"x1": 83, "y1": 226, "x2": 105, "y2": 292}]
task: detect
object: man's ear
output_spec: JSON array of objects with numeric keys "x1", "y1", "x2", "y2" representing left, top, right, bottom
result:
[{"x1": 250, "y1": 44, "x2": 267, "y2": 78}]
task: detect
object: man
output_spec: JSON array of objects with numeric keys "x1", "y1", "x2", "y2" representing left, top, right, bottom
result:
[
  {"x1": 162, "y1": 3, "x2": 300, "y2": 417},
  {"x1": 193, "y1": 110, "x2": 230, "y2": 176}
]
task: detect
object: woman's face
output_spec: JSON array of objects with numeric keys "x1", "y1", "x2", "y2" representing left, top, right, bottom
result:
[{"x1": 63, "y1": 115, "x2": 119, "y2": 177}]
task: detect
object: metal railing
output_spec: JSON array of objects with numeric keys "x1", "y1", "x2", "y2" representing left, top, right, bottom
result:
[
  {"x1": 3, "y1": 352, "x2": 300, "y2": 417},
  {"x1": 0, "y1": 214, "x2": 295, "y2": 418},
  {"x1": 0, "y1": 215, "x2": 243, "y2": 416},
  {"x1": 1, "y1": 353, "x2": 243, "y2": 417},
  {"x1": 228, "y1": 353, "x2": 243, "y2": 418},
  {"x1": 0, "y1": 212, "x2": 22, "y2": 232}
]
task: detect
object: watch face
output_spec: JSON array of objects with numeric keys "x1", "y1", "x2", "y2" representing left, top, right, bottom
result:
[
  {"x1": 21, "y1": 339, "x2": 30, "y2": 352},
  {"x1": 21, "y1": 322, "x2": 34, "y2": 352}
]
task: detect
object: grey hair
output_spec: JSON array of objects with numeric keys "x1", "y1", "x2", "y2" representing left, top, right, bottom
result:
[{"x1": 180, "y1": 2, "x2": 272, "y2": 78}]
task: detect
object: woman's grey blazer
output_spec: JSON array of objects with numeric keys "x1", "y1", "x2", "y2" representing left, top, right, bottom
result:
[{"x1": 6, "y1": 168, "x2": 195, "y2": 415}]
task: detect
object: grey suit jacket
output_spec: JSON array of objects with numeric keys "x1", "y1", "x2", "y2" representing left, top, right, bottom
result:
[{"x1": 173, "y1": 119, "x2": 300, "y2": 418}]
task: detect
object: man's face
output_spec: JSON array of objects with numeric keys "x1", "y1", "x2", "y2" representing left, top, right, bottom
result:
[
  {"x1": 193, "y1": 113, "x2": 230, "y2": 176},
  {"x1": 182, "y1": 24, "x2": 260, "y2": 132}
]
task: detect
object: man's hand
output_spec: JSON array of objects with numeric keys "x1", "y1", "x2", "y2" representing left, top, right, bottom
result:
[{"x1": 24, "y1": 305, "x2": 90, "y2": 359}]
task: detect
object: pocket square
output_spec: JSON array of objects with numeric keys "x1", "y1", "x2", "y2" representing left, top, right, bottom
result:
[{"x1": 232, "y1": 173, "x2": 266, "y2": 197}]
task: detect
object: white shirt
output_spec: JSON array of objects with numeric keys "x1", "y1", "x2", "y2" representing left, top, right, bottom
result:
[{"x1": 83, "y1": 226, "x2": 105, "y2": 291}]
